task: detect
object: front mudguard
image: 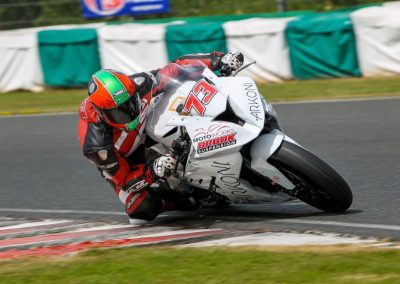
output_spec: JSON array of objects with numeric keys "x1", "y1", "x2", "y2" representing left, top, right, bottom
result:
[{"x1": 250, "y1": 129, "x2": 298, "y2": 190}]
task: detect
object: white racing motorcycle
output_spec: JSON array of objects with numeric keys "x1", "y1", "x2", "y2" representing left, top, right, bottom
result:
[{"x1": 145, "y1": 63, "x2": 353, "y2": 213}]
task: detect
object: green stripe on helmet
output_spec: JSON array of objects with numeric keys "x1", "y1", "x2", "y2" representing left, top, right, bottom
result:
[{"x1": 95, "y1": 70, "x2": 130, "y2": 106}]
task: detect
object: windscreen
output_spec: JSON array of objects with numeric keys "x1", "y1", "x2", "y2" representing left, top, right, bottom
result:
[{"x1": 157, "y1": 60, "x2": 210, "y2": 91}]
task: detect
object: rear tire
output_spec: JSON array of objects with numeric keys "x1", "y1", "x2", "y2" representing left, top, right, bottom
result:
[{"x1": 269, "y1": 141, "x2": 353, "y2": 213}]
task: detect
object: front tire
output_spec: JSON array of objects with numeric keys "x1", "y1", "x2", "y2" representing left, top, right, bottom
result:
[{"x1": 269, "y1": 141, "x2": 353, "y2": 213}]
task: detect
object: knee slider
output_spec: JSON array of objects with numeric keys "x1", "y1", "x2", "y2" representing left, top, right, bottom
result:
[{"x1": 126, "y1": 191, "x2": 164, "y2": 221}]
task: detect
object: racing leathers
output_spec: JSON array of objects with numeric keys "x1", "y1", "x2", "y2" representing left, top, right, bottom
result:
[{"x1": 77, "y1": 51, "x2": 243, "y2": 221}]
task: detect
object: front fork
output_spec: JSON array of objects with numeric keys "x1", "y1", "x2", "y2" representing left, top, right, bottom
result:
[{"x1": 249, "y1": 129, "x2": 297, "y2": 190}]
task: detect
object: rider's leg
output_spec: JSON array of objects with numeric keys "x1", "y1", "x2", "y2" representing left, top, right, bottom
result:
[{"x1": 125, "y1": 182, "x2": 199, "y2": 225}]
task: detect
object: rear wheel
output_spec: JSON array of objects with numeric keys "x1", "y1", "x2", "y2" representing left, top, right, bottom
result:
[{"x1": 269, "y1": 141, "x2": 352, "y2": 213}]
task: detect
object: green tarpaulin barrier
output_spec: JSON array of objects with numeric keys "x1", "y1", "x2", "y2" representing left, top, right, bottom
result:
[
  {"x1": 38, "y1": 29, "x2": 101, "y2": 87},
  {"x1": 108, "y1": 11, "x2": 314, "y2": 67},
  {"x1": 286, "y1": 12, "x2": 361, "y2": 80},
  {"x1": 165, "y1": 22, "x2": 228, "y2": 61}
]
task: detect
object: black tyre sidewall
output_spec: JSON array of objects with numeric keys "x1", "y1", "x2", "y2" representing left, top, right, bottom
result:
[{"x1": 269, "y1": 141, "x2": 353, "y2": 212}]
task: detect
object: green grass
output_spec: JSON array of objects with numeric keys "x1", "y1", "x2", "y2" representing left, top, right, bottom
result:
[
  {"x1": 1, "y1": 76, "x2": 400, "y2": 115},
  {"x1": 0, "y1": 88, "x2": 86, "y2": 115},
  {"x1": 260, "y1": 76, "x2": 400, "y2": 102},
  {"x1": 0, "y1": 247, "x2": 400, "y2": 284}
]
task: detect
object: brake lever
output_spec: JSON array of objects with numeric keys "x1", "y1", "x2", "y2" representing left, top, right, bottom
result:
[{"x1": 232, "y1": 60, "x2": 257, "y2": 77}]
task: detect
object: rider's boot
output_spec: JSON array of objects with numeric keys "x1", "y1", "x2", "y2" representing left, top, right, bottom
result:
[
  {"x1": 150, "y1": 182, "x2": 200, "y2": 212},
  {"x1": 164, "y1": 195, "x2": 199, "y2": 211}
]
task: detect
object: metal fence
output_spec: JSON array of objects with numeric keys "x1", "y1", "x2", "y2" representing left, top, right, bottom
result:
[{"x1": 0, "y1": 0, "x2": 387, "y2": 30}]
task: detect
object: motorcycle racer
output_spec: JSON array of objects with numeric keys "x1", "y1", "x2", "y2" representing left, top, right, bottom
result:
[{"x1": 78, "y1": 51, "x2": 244, "y2": 224}]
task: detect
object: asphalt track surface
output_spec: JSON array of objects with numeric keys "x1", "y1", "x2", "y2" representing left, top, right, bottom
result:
[{"x1": 1, "y1": 98, "x2": 399, "y2": 240}]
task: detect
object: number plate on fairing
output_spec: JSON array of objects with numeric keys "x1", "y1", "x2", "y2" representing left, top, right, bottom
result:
[{"x1": 182, "y1": 79, "x2": 227, "y2": 118}]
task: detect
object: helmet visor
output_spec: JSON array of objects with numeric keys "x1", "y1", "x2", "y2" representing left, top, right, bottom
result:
[{"x1": 98, "y1": 94, "x2": 141, "y2": 126}]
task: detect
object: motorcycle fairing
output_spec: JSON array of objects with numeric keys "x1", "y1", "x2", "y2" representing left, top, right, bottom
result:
[
  {"x1": 145, "y1": 66, "x2": 296, "y2": 203},
  {"x1": 185, "y1": 151, "x2": 289, "y2": 203},
  {"x1": 250, "y1": 130, "x2": 295, "y2": 190}
]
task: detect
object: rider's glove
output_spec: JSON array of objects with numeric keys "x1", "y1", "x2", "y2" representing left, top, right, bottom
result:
[
  {"x1": 153, "y1": 154, "x2": 176, "y2": 178},
  {"x1": 220, "y1": 52, "x2": 244, "y2": 76}
]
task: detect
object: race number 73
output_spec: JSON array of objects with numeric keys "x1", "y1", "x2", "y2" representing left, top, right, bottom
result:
[{"x1": 184, "y1": 80, "x2": 218, "y2": 116}]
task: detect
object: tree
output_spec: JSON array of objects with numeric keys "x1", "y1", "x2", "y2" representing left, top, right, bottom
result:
[{"x1": 0, "y1": 0, "x2": 42, "y2": 29}]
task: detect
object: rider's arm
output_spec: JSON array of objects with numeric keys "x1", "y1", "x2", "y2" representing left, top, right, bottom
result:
[
  {"x1": 126, "y1": 51, "x2": 243, "y2": 98},
  {"x1": 172, "y1": 51, "x2": 244, "y2": 77},
  {"x1": 173, "y1": 51, "x2": 225, "y2": 71}
]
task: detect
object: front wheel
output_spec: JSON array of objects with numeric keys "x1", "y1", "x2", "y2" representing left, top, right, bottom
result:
[{"x1": 268, "y1": 141, "x2": 353, "y2": 213}]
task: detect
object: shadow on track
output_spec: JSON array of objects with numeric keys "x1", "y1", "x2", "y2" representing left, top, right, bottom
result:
[{"x1": 151, "y1": 203, "x2": 363, "y2": 228}]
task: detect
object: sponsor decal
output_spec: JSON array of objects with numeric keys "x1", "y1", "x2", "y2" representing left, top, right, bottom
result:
[
  {"x1": 193, "y1": 125, "x2": 234, "y2": 142},
  {"x1": 193, "y1": 125, "x2": 237, "y2": 153},
  {"x1": 113, "y1": 89, "x2": 125, "y2": 97},
  {"x1": 139, "y1": 99, "x2": 149, "y2": 123},
  {"x1": 184, "y1": 80, "x2": 218, "y2": 116},
  {"x1": 126, "y1": 192, "x2": 141, "y2": 209},
  {"x1": 271, "y1": 176, "x2": 280, "y2": 186},
  {"x1": 211, "y1": 162, "x2": 253, "y2": 200},
  {"x1": 197, "y1": 134, "x2": 236, "y2": 153},
  {"x1": 84, "y1": 0, "x2": 125, "y2": 15},
  {"x1": 79, "y1": 98, "x2": 89, "y2": 119},
  {"x1": 244, "y1": 83, "x2": 262, "y2": 121},
  {"x1": 81, "y1": 0, "x2": 170, "y2": 19},
  {"x1": 150, "y1": 93, "x2": 163, "y2": 109},
  {"x1": 98, "y1": 162, "x2": 118, "y2": 170},
  {"x1": 126, "y1": 180, "x2": 149, "y2": 194}
]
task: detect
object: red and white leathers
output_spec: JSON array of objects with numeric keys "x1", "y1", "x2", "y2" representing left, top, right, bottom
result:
[{"x1": 78, "y1": 52, "x2": 228, "y2": 221}]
